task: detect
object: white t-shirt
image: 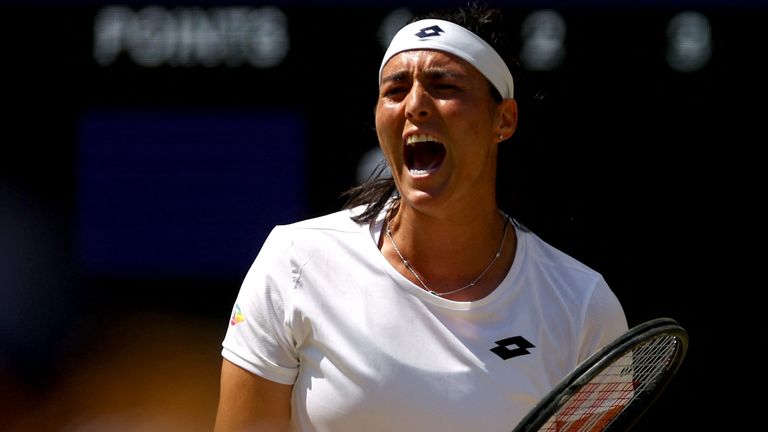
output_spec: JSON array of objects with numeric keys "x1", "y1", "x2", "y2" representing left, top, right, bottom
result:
[{"x1": 222, "y1": 206, "x2": 628, "y2": 432}]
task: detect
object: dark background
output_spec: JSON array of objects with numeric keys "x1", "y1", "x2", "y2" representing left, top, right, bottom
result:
[{"x1": 1, "y1": 0, "x2": 761, "y2": 430}]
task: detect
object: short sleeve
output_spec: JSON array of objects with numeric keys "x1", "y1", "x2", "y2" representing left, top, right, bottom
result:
[{"x1": 221, "y1": 226, "x2": 300, "y2": 385}]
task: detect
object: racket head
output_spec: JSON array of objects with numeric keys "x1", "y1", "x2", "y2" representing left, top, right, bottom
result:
[{"x1": 512, "y1": 317, "x2": 689, "y2": 432}]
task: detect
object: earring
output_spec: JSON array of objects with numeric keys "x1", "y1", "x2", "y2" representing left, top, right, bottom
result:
[{"x1": 498, "y1": 134, "x2": 504, "y2": 140}]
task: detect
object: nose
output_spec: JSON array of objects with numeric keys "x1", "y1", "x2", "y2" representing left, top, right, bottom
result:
[{"x1": 404, "y1": 84, "x2": 432, "y2": 120}]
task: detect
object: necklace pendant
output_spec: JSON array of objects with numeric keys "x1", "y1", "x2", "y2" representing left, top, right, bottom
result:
[{"x1": 429, "y1": 290, "x2": 440, "y2": 296}]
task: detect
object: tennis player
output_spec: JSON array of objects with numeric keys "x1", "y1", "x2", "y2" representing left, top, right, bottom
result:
[{"x1": 214, "y1": 3, "x2": 628, "y2": 431}]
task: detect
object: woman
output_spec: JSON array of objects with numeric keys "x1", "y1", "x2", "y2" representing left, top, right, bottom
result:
[{"x1": 215, "y1": 4, "x2": 627, "y2": 431}]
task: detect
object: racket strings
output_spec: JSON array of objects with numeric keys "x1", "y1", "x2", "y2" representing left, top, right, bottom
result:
[
  {"x1": 630, "y1": 335, "x2": 679, "y2": 390},
  {"x1": 541, "y1": 333, "x2": 683, "y2": 432}
]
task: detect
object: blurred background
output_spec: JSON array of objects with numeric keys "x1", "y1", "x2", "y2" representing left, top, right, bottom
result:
[{"x1": 1, "y1": 0, "x2": 761, "y2": 430}]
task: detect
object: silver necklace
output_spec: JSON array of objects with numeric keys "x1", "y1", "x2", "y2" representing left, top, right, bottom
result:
[{"x1": 386, "y1": 215, "x2": 510, "y2": 297}]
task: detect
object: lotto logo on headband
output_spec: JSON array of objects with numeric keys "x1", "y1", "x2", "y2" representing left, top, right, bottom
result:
[{"x1": 415, "y1": 25, "x2": 444, "y2": 39}]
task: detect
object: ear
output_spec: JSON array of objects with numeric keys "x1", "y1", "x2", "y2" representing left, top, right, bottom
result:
[{"x1": 495, "y1": 99, "x2": 518, "y2": 141}]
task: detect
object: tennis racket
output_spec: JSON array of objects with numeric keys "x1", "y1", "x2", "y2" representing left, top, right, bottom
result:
[{"x1": 512, "y1": 317, "x2": 688, "y2": 432}]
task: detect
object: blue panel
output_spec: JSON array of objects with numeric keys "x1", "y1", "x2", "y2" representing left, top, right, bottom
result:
[{"x1": 76, "y1": 108, "x2": 307, "y2": 277}]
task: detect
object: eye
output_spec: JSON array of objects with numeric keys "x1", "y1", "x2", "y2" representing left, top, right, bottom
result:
[
  {"x1": 435, "y1": 83, "x2": 459, "y2": 90},
  {"x1": 381, "y1": 82, "x2": 409, "y2": 100},
  {"x1": 430, "y1": 81, "x2": 462, "y2": 98},
  {"x1": 384, "y1": 86, "x2": 407, "y2": 97}
]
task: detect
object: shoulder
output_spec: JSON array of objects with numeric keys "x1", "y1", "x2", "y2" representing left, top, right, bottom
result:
[
  {"x1": 270, "y1": 206, "x2": 365, "y2": 242},
  {"x1": 261, "y1": 206, "x2": 367, "y2": 251},
  {"x1": 285, "y1": 206, "x2": 365, "y2": 232},
  {"x1": 243, "y1": 206, "x2": 368, "y2": 281},
  {"x1": 518, "y1": 223, "x2": 602, "y2": 282},
  {"x1": 515, "y1": 222, "x2": 617, "y2": 308}
]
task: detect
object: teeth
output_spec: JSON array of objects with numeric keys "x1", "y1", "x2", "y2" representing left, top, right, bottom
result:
[
  {"x1": 406, "y1": 134, "x2": 440, "y2": 146},
  {"x1": 409, "y1": 169, "x2": 430, "y2": 176}
]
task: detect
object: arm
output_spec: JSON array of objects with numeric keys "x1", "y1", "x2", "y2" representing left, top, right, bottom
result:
[{"x1": 214, "y1": 359, "x2": 293, "y2": 432}]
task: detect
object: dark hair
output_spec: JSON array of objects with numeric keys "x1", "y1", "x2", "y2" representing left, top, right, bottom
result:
[{"x1": 341, "y1": 1, "x2": 520, "y2": 225}]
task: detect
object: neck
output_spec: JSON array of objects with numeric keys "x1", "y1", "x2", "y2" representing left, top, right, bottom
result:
[
  {"x1": 389, "y1": 201, "x2": 503, "y2": 252},
  {"x1": 383, "y1": 200, "x2": 515, "y2": 298}
]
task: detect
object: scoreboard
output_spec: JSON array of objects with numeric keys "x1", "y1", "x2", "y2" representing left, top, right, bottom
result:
[{"x1": 3, "y1": 3, "x2": 761, "y2": 280}]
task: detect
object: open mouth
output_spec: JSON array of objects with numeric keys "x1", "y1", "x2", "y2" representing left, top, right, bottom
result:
[{"x1": 404, "y1": 134, "x2": 446, "y2": 176}]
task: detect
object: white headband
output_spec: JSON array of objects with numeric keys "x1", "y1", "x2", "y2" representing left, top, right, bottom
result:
[{"x1": 379, "y1": 19, "x2": 514, "y2": 99}]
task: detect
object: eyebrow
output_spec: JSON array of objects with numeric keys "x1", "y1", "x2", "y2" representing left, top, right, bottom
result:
[
  {"x1": 380, "y1": 70, "x2": 410, "y2": 84},
  {"x1": 381, "y1": 67, "x2": 466, "y2": 84}
]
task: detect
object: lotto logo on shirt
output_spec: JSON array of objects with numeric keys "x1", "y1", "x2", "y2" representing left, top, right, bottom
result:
[{"x1": 230, "y1": 303, "x2": 245, "y2": 326}]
